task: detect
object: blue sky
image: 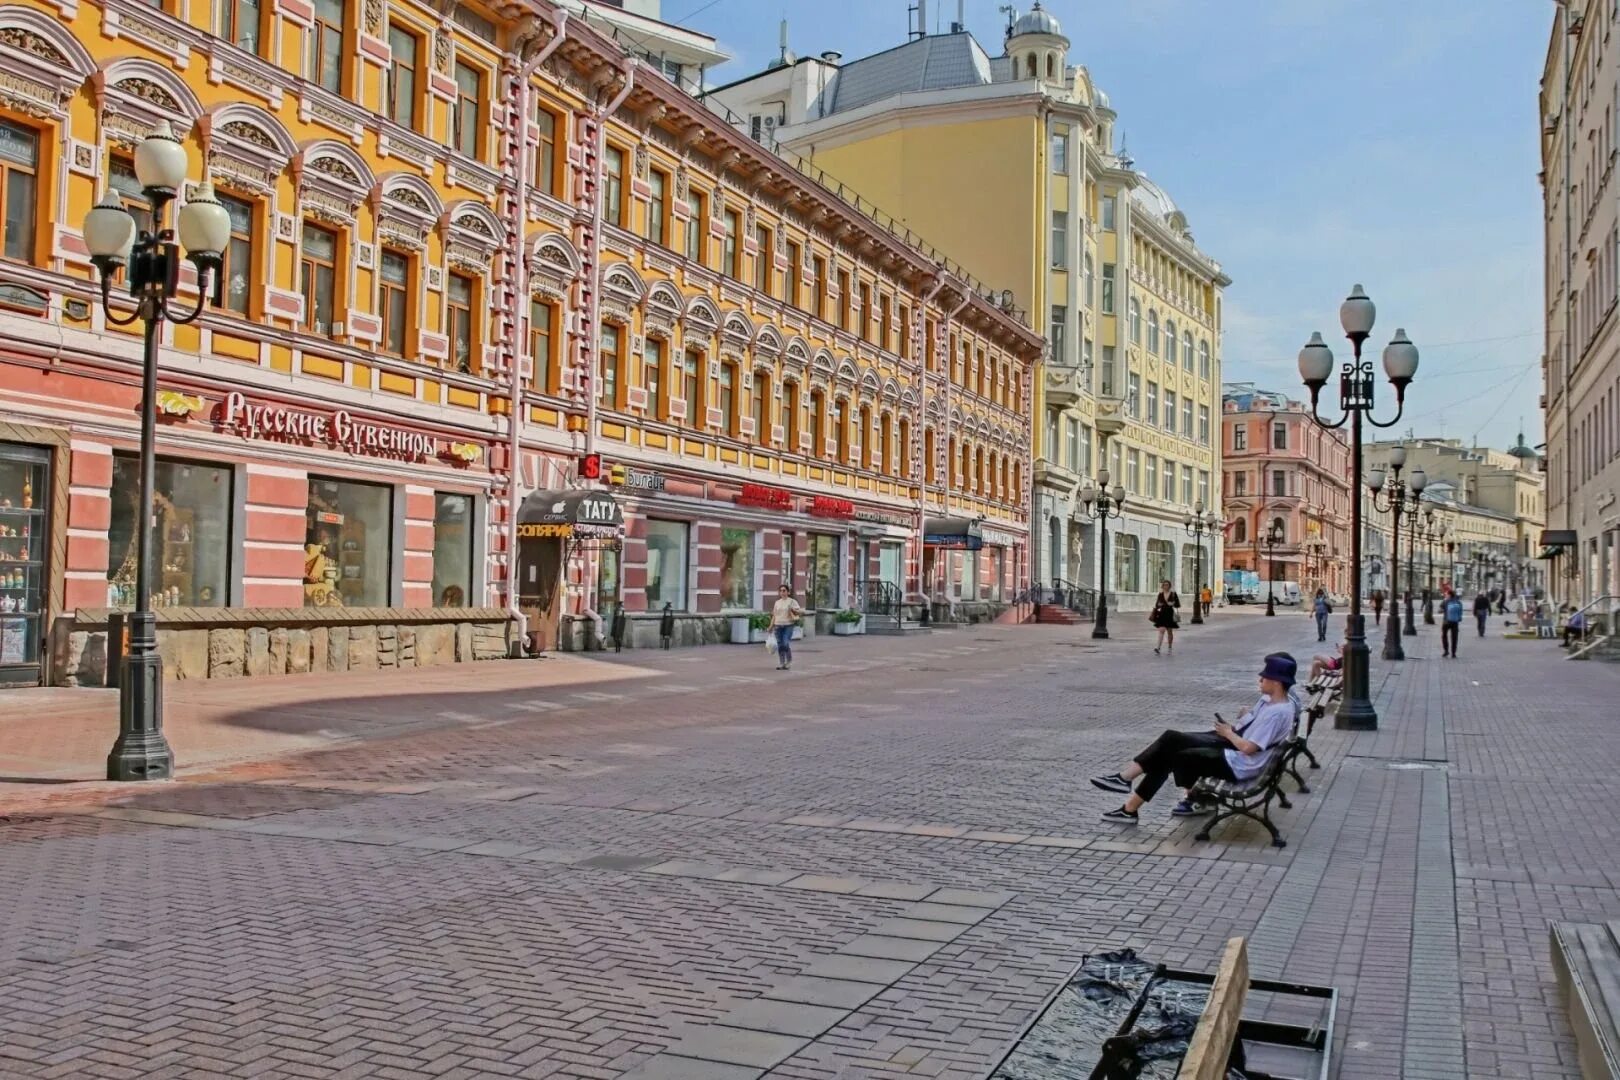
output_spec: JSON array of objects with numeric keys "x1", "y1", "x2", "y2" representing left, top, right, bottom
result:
[{"x1": 674, "y1": 0, "x2": 1550, "y2": 451}]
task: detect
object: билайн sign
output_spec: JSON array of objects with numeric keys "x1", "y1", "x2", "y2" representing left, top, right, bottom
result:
[{"x1": 216, "y1": 391, "x2": 439, "y2": 461}]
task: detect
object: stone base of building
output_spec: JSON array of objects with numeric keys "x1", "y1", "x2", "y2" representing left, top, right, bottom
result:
[
  {"x1": 557, "y1": 613, "x2": 820, "y2": 651},
  {"x1": 54, "y1": 608, "x2": 516, "y2": 686}
]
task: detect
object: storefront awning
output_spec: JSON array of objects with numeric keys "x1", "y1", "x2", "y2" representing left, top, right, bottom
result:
[
  {"x1": 517, "y1": 489, "x2": 624, "y2": 538},
  {"x1": 1541, "y1": 529, "x2": 1577, "y2": 547},
  {"x1": 923, "y1": 516, "x2": 983, "y2": 550}
]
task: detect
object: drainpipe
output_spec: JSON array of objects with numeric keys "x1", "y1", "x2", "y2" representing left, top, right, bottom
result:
[
  {"x1": 503, "y1": 7, "x2": 568, "y2": 653},
  {"x1": 578, "y1": 56, "x2": 635, "y2": 647},
  {"x1": 937, "y1": 283, "x2": 972, "y2": 611},
  {"x1": 911, "y1": 272, "x2": 947, "y2": 606}
]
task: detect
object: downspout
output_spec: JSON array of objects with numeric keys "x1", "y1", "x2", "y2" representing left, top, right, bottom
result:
[
  {"x1": 579, "y1": 56, "x2": 635, "y2": 646},
  {"x1": 911, "y1": 272, "x2": 948, "y2": 608},
  {"x1": 504, "y1": 7, "x2": 568, "y2": 651},
  {"x1": 938, "y1": 284, "x2": 972, "y2": 613}
]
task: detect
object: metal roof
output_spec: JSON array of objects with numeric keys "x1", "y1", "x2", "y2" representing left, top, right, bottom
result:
[{"x1": 826, "y1": 32, "x2": 993, "y2": 116}]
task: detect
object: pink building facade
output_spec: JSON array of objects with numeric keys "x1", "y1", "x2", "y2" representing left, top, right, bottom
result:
[{"x1": 1220, "y1": 385, "x2": 1352, "y2": 597}]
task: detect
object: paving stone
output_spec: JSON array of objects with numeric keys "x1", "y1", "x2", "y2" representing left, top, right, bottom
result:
[
  {"x1": 852, "y1": 881, "x2": 937, "y2": 901},
  {"x1": 662, "y1": 1025, "x2": 805, "y2": 1068},
  {"x1": 714, "y1": 1001, "x2": 847, "y2": 1039},
  {"x1": 924, "y1": 888, "x2": 1017, "y2": 908},
  {"x1": 800, "y1": 954, "x2": 917, "y2": 985},
  {"x1": 780, "y1": 875, "x2": 868, "y2": 894},
  {"x1": 619, "y1": 1056, "x2": 763, "y2": 1080},
  {"x1": 866, "y1": 918, "x2": 968, "y2": 942},
  {"x1": 900, "y1": 902, "x2": 992, "y2": 925},
  {"x1": 760, "y1": 977, "x2": 883, "y2": 1010}
]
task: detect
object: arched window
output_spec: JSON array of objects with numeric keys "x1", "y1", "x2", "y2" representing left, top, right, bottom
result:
[
  {"x1": 1130, "y1": 299, "x2": 1142, "y2": 343},
  {"x1": 1146, "y1": 538, "x2": 1175, "y2": 591},
  {"x1": 1233, "y1": 518, "x2": 1248, "y2": 544},
  {"x1": 1045, "y1": 54, "x2": 1055, "y2": 79},
  {"x1": 1026, "y1": 53, "x2": 1037, "y2": 78},
  {"x1": 1198, "y1": 339, "x2": 1211, "y2": 379},
  {"x1": 1165, "y1": 320, "x2": 1177, "y2": 365},
  {"x1": 1147, "y1": 311, "x2": 1160, "y2": 355},
  {"x1": 1270, "y1": 516, "x2": 1287, "y2": 544},
  {"x1": 1013, "y1": 459, "x2": 1022, "y2": 494}
]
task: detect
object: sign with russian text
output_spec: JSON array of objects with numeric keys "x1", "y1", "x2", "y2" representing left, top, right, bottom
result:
[
  {"x1": 217, "y1": 391, "x2": 440, "y2": 462},
  {"x1": 737, "y1": 483, "x2": 793, "y2": 510},
  {"x1": 808, "y1": 495, "x2": 855, "y2": 519}
]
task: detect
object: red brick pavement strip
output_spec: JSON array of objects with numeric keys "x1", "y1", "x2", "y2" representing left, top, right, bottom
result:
[{"x1": 0, "y1": 611, "x2": 1613, "y2": 1078}]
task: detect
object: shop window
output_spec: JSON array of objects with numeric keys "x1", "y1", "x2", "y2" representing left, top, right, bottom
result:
[
  {"x1": 299, "y1": 223, "x2": 338, "y2": 336},
  {"x1": 644, "y1": 337, "x2": 665, "y2": 418},
  {"x1": 599, "y1": 324, "x2": 621, "y2": 409},
  {"x1": 305, "y1": 477, "x2": 392, "y2": 608},
  {"x1": 808, "y1": 533, "x2": 838, "y2": 609},
  {"x1": 217, "y1": 0, "x2": 262, "y2": 51},
  {"x1": 453, "y1": 62, "x2": 484, "y2": 159},
  {"x1": 309, "y1": 0, "x2": 347, "y2": 93},
  {"x1": 107, "y1": 154, "x2": 151, "y2": 236},
  {"x1": 681, "y1": 347, "x2": 702, "y2": 420},
  {"x1": 685, "y1": 190, "x2": 705, "y2": 262},
  {"x1": 719, "y1": 527, "x2": 755, "y2": 609},
  {"x1": 431, "y1": 492, "x2": 473, "y2": 606},
  {"x1": 647, "y1": 167, "x2": 668, "y2": 247},
  {"x1": 644, "y1": 519, "x2": 688, "y2": 610},
  {"x1": 0, "y1": 444, "x2": 47, "y2": 682},
  {"x1": 1114, "y1": 533, "x2": 1140, "y2": 594},
  {"x1": 379, "y1": 250, "x2": 410, "y2": 355},
  {"x1": 723, "y1": 209, "x2": 740, "y2": 278},
  {"x1": 1147, "y1": 539, "x2": 1174, "y2": 590},
  {"x1": 107, "y1": 455, "x2": 233, "y2": 609},
  {"x1": 220, "y1": 192, "x2": 256, "y2": 317},
  {"x1": 751, "y1": 372, "x2": 768, "y2": 441},
  {"x1": 717, "y1": 361, "x2": 736, "y2": 436},
  {"x1": 533, "y1": 104, "x2": 559, "y2": 197},
  {"x1": 595, "y1": 545, "x2": 619, "y2": 613},
  {"x1": 387, "y1": 25, "x2": 419, "y2": 128},
  {"x1": 529, "y1": 299, "x2": 555, "y2": 393},
  {"x1": 754, "y1": 224, "x2": 772, "y2": 294},
  {"x1": 447, "y1": 271, "x2": 477, "y2": 373}
]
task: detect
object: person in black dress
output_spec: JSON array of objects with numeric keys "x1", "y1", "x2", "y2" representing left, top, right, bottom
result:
[{"x1": 1151, "y1": 579, "x2": 1180, "y2": 655}]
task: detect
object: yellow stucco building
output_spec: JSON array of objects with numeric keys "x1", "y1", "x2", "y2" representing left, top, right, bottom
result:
[{"x1": 708, "y1": 3, "x2": 1230, "y2": 607}]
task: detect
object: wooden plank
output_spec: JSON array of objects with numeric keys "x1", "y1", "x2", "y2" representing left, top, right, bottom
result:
[{"x1": 1179, "y1": 937, "x2": 1249, "y2": 1080}]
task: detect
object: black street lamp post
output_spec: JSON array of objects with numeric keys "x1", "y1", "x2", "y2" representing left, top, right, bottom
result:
[
  {"x1": 1183, "y1": 502, "x2": 1220, "y2": 625},
  {"x1": 1419, "y1": 509, "x2": 1438, "y2": 625},
  {"x1": 1402, "y1": 501, "x2": 1425, "y2": 636},
  {"x1": 1368, "y1": 449, "x2": 1423, "y2": 659},
  {"x1": 1079, "y1": 470, "x2": 1126, "y2": 640},
  {"x1": 1299, "y1": 285, "x2": 1419, "y2": 730},
  {"x1": 1263, "y1": 522, "x2": 1282, "y2": 616},
  {"x1": 82, "y1": 123, "x2": 230, "y2": 781}
]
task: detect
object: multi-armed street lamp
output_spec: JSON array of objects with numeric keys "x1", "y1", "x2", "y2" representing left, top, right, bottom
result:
[
  {"x1": 1298, "y1": 285, "x2": 1419, "y2": 730},
  {"x1": 1078, "y1": 470, "x2": 1126, "y2": 640},
  {"x1": 1370, "y1": 451, "x2": 1425, "y2": 647},
  {"x1": 82, "y1": 122, "x2": 231, "y2": 781},
  {"x1": 1262, "y1": 520, "x2": 1284, "y2": 617},
  {"x1": 1422, "y1": 515, "x2": 1448, "y2": 623},
  {"x1": 1182, "y1": 502, "x2": 1220, "y2": 625},
  {"x1": 1406, "y1": 504, "x2": 1434, "y2": 626}
]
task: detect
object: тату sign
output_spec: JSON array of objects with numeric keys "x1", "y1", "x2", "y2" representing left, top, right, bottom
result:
[{"x1": 217, "y1": 391, "x2": 439, "y2": 461}]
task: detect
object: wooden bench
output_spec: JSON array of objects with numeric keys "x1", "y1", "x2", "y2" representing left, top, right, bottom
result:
[
  {"x1": 1550, "y1": 920, "x2": 1620, "y2": 1080},
  {"x1": 1190, "y1": 738, "x2": 1300, "y2": 848},
  {"x1": 1179, "y1": 938, "x2": 1249, "y2": 1080}
]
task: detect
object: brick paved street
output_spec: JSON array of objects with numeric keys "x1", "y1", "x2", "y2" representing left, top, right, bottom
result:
[{"x1": 2, "y1": 611, "x2": 1615, "y2": 1079}]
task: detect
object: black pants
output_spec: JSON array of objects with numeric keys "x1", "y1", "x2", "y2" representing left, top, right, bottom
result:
[
  {"x1": 1441, "y1": 622, "x2": 1459, "y2": 656},
  {"x1": 1475, "y1": 612, "x2": 1488, "y2": 637},
  {"x1": 1132, "y1": 730, "x2": 1238, "y2": 803}
]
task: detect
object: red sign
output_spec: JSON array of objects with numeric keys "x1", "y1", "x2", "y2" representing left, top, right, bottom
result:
[
  {"x1": 737, "y1": 483, "x2": 793, "y2": 509},
  {"x1": 809, "y1": 495, "x2": 855, "y2": 519}
]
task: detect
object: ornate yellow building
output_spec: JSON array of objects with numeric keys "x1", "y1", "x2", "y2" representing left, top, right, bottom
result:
[{"x1": 0, "y1": 0, "x2": 1039, "y2": 686}]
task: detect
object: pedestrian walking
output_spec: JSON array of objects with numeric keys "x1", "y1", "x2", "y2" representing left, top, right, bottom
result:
[
  {"x1": 1199, "y1": 585, "x2": 1213, "y2": 618},
  {"x1": 1440, "y1": 586, "x2": 1464, "y2": 658},
  {"x1": 769, "y1": 584, "x2": 802, "y2": 671},
  {"x1": 1151, "y1": 579, "x2": 1180, "y2": 655},
  {"x1": 1371, "y1": 588, "x2": 1385, "y2": 625},
  {"x1": 1472, "y1": 591, "x2": 1490, "y2": 638},
  {"x1": 1311, "y1": 588, "x2": 1333, "y2": 642}
]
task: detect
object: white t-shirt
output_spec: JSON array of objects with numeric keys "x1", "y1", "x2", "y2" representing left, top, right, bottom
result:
[
  {"x1": 1225, "y1": 695, "x2": 1294, "y2": 780},
  {"x1": 770, "y1": 597, "x2": 802, "y2": 627}
]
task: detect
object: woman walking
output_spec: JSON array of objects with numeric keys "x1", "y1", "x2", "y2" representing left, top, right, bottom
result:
[
  {"x1": 1371, "y1": 588, "x2": 1385, "y2": 625},
  {"x1": 1151, "y1": 579, "x2": 1181, "y2": 655},
  {"x1": 1312, "y1": 588, "x2": 1333, "y2": 642},
  {"x1": 769, "y1": 584, "x2": 802, "y2": 671}
]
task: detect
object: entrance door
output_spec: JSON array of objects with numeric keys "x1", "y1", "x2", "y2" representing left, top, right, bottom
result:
[
  {"x1": 0, "y1": 443, "x2": 49, "y2": 688},
  {"x1": 516, "y1": 536, "x2": 563, "y2": 652},
  {"x1": 878, "y1": 543, "x2": 901, "y2": 590}
]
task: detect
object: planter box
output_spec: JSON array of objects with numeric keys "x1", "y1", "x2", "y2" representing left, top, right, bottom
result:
[
  {"x1": 728, "y1": 615, "x2": 752, "y2": 643},
  {"x1": 749, "y1": 628, "x2": 768, "y2": 644},
  {"x1": 832, "y1": 617, "x2": 865, "y2": 636}
]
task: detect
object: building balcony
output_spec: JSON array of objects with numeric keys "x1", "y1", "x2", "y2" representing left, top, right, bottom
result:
[{"x1": 1045, "y1": 365, "x2": 1088, "y2": 409}]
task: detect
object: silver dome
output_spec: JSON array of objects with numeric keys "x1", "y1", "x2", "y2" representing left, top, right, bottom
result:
[{"x1": 1011, "y1": 2, "x2": 1064, "y2": 38}]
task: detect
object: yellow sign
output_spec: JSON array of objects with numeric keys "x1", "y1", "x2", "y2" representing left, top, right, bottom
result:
[{"x1": 517, "y1": 522, "x2": 572, "y2": 539}]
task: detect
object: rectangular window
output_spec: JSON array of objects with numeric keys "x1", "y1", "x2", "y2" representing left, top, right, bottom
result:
[
  {"x1": 431, "y1": 492, "x2": 473, "y2": 607},
  {"x1": 1146, "y1": 381, "x2": 1159, "y2": 425},
  {"x1": 718, "y1": 362, "x2": 735, "y2": 436},
  {"x1": 1146, "y1": 455, "x2": 1159, "y2": 500},
  {"x1": 1127, "y1": 372, "x2": 1140, "y2": 416},
  {"x1": 1272, "y1": 469, "x2": 1287, "y2": 497},
  {"x1": 830, "y1": 398, "x2": 844, "y2": 461},
  {"x1": 529, "y1": 300, "x2": 555, "y2": 393},
  {"x1": 720, "y1": 527, "x2": 755, "y2": 608},
  {"x1": 453, "y1": 62, "x2": 483, "y2": 158},
  {"x1": 808, "y1": 533, "x2": 839, "y2": 609},
  {"x1": 682, "y1": 347, "x2": 701, "y2": 419},
  {"x1": 603, "y1": 145, "x2": 625, "y2": 228},
  {"x1": 309, "y1": 0, "x2": 346, "y2": 92},
  {"x1": 1084, "y1": 252, "x2": 1095, "y2": 311},
  {"x1": 1234, "y1": 472, "x2": 1247, "y2": 496},
  {"x1": 1050, "y1": 305, "x2": 1067, "y2": 363},
  {"x1": 1182, "y1": 399, "x2": 1194, "y2": 437},
  {"x1": 1181, "y1": 465, "x2": 1194, "y2": 506},
  {"x1": 647, "y1": 167, "x2": 668, "y2": 247},
  {"x1": 533, "y1": 105, "x2": 559, "y2": 196},
  {"x1": 1080, "y1": 423, "x2": 1093, "y2": 475},
  {"x1": 1198, "y1": 470, "x2": 1210, "y2": 508},
  {"x1": 1101, "y1": 263, "x2": 1115, "y2": 314},
  {"x1": 644, "y1": 519, "x2": 688, "y2": 610},
  {"x1": 305, "y1": 477, "x2": 392, "y2": 608},
  {"x1": 786, "y1": 240, "x2": 802, "y2": 307},
  {"x1": 1273, "y1": 421, "x2": 1288, "y2": 450},
  {"x1": 1198, "y1": 404, "x2": 1210, "y2": 445},
  {"x1": 1232, "y1": 425, "x2": 1247, "y2": 451},
  {"x1": 878, "y1": 293, "x2": 892, "y2": 352},
  {"x1": 1127, "y1": 448, "x2": 1141, "y2": 493},
  {"x1": 598, "y1": 323, "x2": 620, "y2": 408},
  {"x1": 1066, "y1": 418, "x2": 1080, "y2": 472},
  {"x1": 643, "y1": 336, "x2": 664, "y2": 418},
  {"x1": 386, "y1": 26, "x2": 418, "y2": 128},
  {"x1": 859, "y1": 281, "x2": 873, "y2": 340},
  {"x1": 447, "y1": 271, "x2": 475, "y2": 372},
  {"x1": 685, "y1": 190, "x2": 705, "y2": 262},
  {"x1": 1163, "y1": 460, "x2": 1176, "y2": 502},
  {"x1": 219, "y1": 0, "x2": 262, "y2": 52},
  {"x1": 1100, "y1": 345, "x2": 1116, "y2": 396},
  {"x1": 107, "y1": 155, "x2": 152, "y2": 236},
  {"x1": 299, "y1": 223, "x2": 338, "y2": 336},
  {"x1": 810, "y1": 391, "x2": 825, "y2": 454},
  {"x1": 751, "y1": 373, "x2": 767, "y2": 440},
  {"x1": 838, "y1": 268, "x2": 851, "y2": 329},
  {"x1": 107, "y1": 455, "x2": 233, "y2": 609},
  {"x1": 813, "y1": 255, "x2": 828, "y2": 320},
  {"x1": 1163, "y1": 389, "x2": 1177, "y2": 432},
  {"x1": 1051, "y1": 126, "x2": 1069, "y2": 174},
  {"x1": 899, "y1": 304, "x2": 911, "y2": 360},
  {"x1": 220, "y1": 193, "x2": 255, "y2": 317},
  {"x1": 1051, "y1": 210, "x2": 1068, "y2": 268},
  {"x1": 723, "y1": 209, "x2": 740, "y2": 278},
  {"x1": 595, "y1": 544, "x2": 619, "y2": 613},
  {"x1": 1045, "y1": 409, "x2": 1060, "y2": 462},
  {"x1": 1101, "y1": 194, "x2": 1116, "y2": 231},
  {"x1": 754, "y1": 224, "x2": 772, "y2": 294},
  {"x1": 379, "y1": 250, "x2": 409, "y2": 355},
  {"x1": 784, "y1": 381, "x2": 801, "y2": 449}
]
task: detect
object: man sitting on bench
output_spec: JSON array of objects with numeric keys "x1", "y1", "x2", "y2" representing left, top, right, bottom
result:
[{"x1": 1092, "y1": 653, "x2": 1298, "y2": 823}]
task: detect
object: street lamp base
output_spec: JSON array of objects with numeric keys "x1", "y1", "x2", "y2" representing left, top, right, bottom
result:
[
  {"x1": 1190, "y1": 609, "x2": 1204, "y2": 625},
  {"x1": 108, "y1": 650, "x2": 172, "y2": 781},
  {"x1": 1265, "y1": 599, "x2": 1276, "y2": 617},
  {"x1": 1382, "y1": 614, "x2": 1406, "y2": 661},
  {"x1": 1334, "y1": 694, "x2": 1379, "y2": 730},
  {"x1": 1091, "y1": 626, "x2": 1110, "y2": 639}
]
